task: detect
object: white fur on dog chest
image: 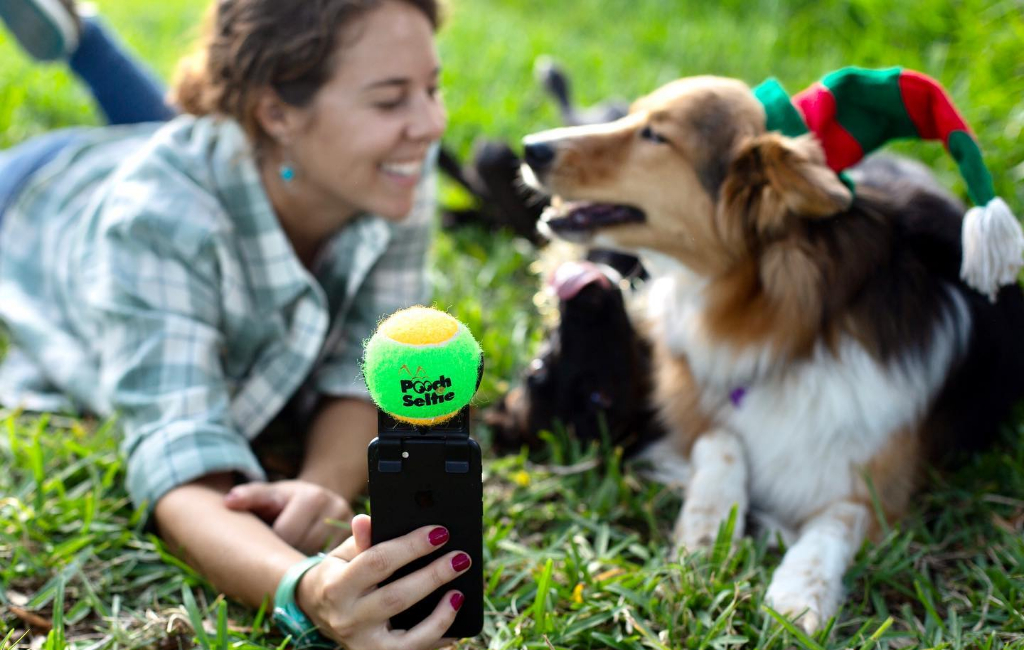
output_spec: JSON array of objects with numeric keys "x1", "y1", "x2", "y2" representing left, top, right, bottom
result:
[{"x1": 650, "y1": 271, "x2": 971, "y2": 526}]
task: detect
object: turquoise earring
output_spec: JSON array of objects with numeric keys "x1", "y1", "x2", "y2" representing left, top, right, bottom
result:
[{"x1": 279, "y1": 163, "x2": 296, "y2": 183}]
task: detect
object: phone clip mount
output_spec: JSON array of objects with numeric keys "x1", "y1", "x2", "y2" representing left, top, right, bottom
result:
[{"x1": 375, "y1": 407, "x2": 472, "y2": 474}]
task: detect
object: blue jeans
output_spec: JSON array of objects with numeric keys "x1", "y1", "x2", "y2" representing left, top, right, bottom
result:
[{"x1": 0, "y1": 18, "x2": 174, "y2": 218}]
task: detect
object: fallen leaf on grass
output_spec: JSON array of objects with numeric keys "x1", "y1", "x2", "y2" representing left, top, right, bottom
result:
[{"x1": 8, "y1": 606, "x2": 52, "y2": 632}]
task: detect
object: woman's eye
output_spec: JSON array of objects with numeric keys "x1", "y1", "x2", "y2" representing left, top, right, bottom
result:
[
  {"x1": 375, "y1": 97, "x2": 406, "y2": 110},
  {"x1": 640, "y1": 126, "x2": 668, "y2": 144}
]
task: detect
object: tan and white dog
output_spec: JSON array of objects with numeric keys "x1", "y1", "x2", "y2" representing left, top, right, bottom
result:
[{"x1": 520, "y1": 75, "x2": 1024, "y2": 631}]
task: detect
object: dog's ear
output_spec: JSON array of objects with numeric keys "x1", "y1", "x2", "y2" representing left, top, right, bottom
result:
[{"x1": 717, "y1": 133, "x2": 853, "y2": 244}]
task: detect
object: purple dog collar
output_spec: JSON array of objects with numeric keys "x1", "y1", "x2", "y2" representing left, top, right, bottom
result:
[{"x1": 729, "y1": 386, "x2": 748, "y2": 407}]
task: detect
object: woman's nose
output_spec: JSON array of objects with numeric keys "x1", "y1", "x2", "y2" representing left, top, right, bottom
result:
[{"x1": 409, "y1": 92, "x2": 447, "y2": 142}]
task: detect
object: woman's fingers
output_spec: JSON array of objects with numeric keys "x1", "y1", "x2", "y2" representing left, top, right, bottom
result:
[
  {"x1": 361, "y1": 550, "x2": 471, "y2": 620},
  {"x1": 271, "y1": 494, "x2": 322, "y2": 549},
  {"x1": 328, "y1": 514, "x2": 371, "y2": 561},
  {"x1": 309, "y1": 520, "x2": 466, "y2": 650},
  {"x1": 273, "y1": 487, "x2": 353, "y2": 552},
  {"x1": 296, "y1": 499, "x2": 353, "y2": 553},
  {"x1": 223, "y1": 482, "x2": 286, "y2": 520},
  {"x1": 345, "y1": 525, "x2": 451, "y2": 589},
  {"x1": 352, "y1": 514, "x2": 372, "y2": 552},
  {"x1": 296, "y1": 520, "x2": 336, "y2": 555},
  {"x1": 387, "y1": 590, "x2": 464, "y2": 650}
]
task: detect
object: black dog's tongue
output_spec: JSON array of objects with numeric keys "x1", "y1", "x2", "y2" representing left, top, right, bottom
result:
[{"x1": 549, "y1": 261, "x2": 614, "y2": 300}]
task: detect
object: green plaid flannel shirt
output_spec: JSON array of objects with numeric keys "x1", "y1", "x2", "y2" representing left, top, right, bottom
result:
[{"x1": 0, "y1": 115, "x2": 433, "y2": 511}]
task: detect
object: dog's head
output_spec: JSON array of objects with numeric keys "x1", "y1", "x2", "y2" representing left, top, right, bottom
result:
[{"x1": 521, "y1": 76, "x2": 853, "y2": 276}]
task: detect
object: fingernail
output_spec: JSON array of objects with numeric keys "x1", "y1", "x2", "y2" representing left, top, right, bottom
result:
[
  {"x1": 451, "y1": 553, "x2": 471, "y2": 572},
  {"x1": 429, "y1": 527, "x2": 449, "y2": 546},
  {"x1": 450, "y1": 592, "x2": 464, "y2": 611}
]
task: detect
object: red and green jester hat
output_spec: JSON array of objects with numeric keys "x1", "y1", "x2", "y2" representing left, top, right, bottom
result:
[{"x1": 753, "y1": 66, "x2": 1022, "y2": 302}]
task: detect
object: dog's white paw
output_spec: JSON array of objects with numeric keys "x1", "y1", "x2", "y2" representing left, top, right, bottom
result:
[
  {"x1": 672, "y1": 430, "x2": 748, "y2": 555},
  {"x1": 763, "y1": 502, "x2": 865, "y2": 635},
  {"x1": 765, "y1": 590, "x2": 822, "y2": 633},
  {"x1": 672, "y1": 501, "x2": 745, "y2": 553},
  {"x1": 675, "y1": 506, "x2": 722, "y2": 550},
  {"x1": 765, "y1": 573, "x2": 838, "y2": 635}
]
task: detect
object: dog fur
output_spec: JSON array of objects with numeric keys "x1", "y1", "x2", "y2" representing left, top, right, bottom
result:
[{"x1": 520, "y1": 75, "x2": 1024, "y2": 632}]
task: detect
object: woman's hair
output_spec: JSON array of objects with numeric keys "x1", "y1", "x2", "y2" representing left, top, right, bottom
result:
[{"x1": 172, "y1": 0, "x2": 441, "y2": 144}]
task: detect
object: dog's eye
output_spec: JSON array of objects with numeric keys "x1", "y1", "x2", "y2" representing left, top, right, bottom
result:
[{"x1": 640, "y1": 126, "x2": 668, "y2": 144}]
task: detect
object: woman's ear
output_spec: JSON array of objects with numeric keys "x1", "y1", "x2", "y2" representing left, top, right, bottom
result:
[
  {"x1": 254, "y1": 88, "x2": 304, "y2": 146},
  {"x1": 718, "y1": 133, "x2": 853, "y2": 241}
]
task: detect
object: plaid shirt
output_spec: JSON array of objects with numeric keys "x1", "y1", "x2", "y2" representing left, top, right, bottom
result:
[{"x1": 0, "y1": 115, "x2": 433, "y2": 511}]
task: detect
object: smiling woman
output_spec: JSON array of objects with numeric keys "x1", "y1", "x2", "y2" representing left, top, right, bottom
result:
[
  {"x1": 174, "y1": 0, "x2": 447, "y2": 263},
  {"x1": 0, "y1": 0, "x2": 469, "y2": 648}
]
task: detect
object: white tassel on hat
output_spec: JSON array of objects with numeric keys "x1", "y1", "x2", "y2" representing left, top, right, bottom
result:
[{"x1": 961, "y1": 198, "x2": 1024, "y2": 302}]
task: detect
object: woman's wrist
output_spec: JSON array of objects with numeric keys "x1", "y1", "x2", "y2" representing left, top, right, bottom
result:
[
  {"x1": 274, "y1": 554, "x2": 333, "y2": 648},
  {"x1": 293, "y1": 556, "x2": 325, "y2": 623}
]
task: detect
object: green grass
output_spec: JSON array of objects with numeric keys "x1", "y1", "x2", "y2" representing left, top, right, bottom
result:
[{"x1": 2, "y1": 0, "x2": 1024, "y2": 648}]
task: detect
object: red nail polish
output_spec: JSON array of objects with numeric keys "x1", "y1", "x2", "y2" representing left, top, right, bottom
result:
[
  {"x1": 451, "y1": 553, "x2": 471, "y2": 572},
  {"x1": 450, "y1": 593, "x2": 464, "y2": 611},
  {"x1": 429, "y1": 527, "x2": 449, "y2": 546}
]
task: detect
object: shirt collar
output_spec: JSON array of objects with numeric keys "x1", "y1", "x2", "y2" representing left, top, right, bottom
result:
[{"x1": 206, "y1": 120, "x2": 326, "y2": 310}]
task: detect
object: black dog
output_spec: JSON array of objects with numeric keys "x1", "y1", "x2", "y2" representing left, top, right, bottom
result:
[{"x1": 485, "y1": 252, "x2": 664, "y2": 454}]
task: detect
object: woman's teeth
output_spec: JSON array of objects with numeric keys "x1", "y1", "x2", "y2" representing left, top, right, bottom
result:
[{"x1": 381, "y1": 161, "x2": 423, "y2": 177}]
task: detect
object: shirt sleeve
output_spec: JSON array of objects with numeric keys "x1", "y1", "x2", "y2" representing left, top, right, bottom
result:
[
  {"x1": 312, "y1": 157, "x2": 437, "y2": 399},
  {"x1": 84, "y1": 217, "x2": 265, "y2": 513}
]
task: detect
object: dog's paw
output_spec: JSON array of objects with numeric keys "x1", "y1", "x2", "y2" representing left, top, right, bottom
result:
[
  {"x1": 674, "y1": 506, "x2": 722, "y2": 550},
  {"x1": 765, "y1": 576, "x2": 836, "y2": 635},
  {"x1": 762, "y1": 501, "x2": 863, "y2": 635},
  {"x1": 765, "y1": 592, "x2": 821, "y2": 634},
  {"x1": 672, "y1": 501, "x2": 745, "y2": 553}
]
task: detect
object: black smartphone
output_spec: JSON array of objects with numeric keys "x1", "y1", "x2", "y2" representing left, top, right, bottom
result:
[{"x1": 367, "y1": 407, "x2": 483, "y2": 637}]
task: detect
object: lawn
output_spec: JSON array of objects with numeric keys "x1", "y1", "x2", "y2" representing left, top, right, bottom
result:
[{"x1": 1, "y1": 0, "x2": 1024, "y2": 648}]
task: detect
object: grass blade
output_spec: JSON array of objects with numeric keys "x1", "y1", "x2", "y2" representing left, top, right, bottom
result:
[
  {"x1": 762, "y1": 605, "x2": 826, "y2": 650},
  {"x1": 531, "y1": 558, "x2": 555, "y2": 635},
  {"x1": 181, "y1": 585, "x2": 212, "y2": 650}
]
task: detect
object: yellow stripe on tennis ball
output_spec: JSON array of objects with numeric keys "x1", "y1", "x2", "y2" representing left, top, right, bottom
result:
[{"x1": 379, "y1": 306, "x2": 459, "y2": 345}]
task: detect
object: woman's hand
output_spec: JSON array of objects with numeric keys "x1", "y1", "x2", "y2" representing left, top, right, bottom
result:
[
  {"x1": 224, "y1": 480, "x2": 353, "y2": 554},
  {"x1": 297, "y1": 515, "x2": 470, "y2": 650}
]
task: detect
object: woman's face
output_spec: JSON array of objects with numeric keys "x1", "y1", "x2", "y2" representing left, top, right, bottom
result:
[{"x1": 276, "y1": 0, "x2": 446, "y2": 222}]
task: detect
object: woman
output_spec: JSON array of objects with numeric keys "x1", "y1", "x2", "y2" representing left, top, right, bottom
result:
[{"x1": 0, "y1": 0, "x2": 469, "y2": 648}]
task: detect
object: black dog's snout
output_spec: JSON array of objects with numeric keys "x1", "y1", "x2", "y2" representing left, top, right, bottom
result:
[{"x1": 523, "y1": 140, "x2": 556, "y2": 171}]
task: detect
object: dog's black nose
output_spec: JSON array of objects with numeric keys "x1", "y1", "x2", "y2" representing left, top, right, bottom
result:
[{"x1": 523, "y1": 140, "x2": 556, "y2": 171}]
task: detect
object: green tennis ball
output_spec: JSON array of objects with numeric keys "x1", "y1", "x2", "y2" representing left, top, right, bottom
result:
[{"x1": 363, "y1": 306, "x2": 483, "y2": 425}]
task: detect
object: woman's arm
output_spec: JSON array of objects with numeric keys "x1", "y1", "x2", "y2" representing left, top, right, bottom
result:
[
  {"x1": 155, "y1": 472, "x2": 304, "y2": 607},
  {"x1": 298, "y1": 397, "x2": 378, "y2": 502}
]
